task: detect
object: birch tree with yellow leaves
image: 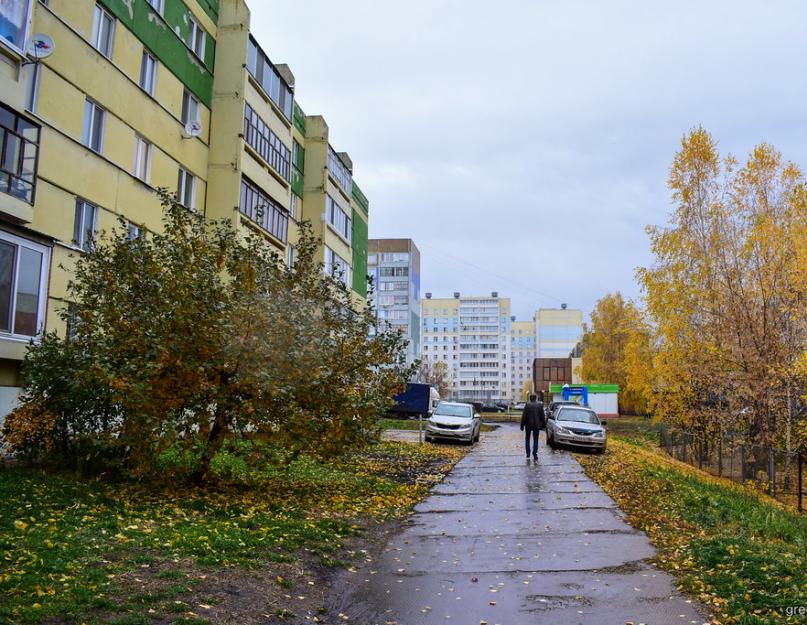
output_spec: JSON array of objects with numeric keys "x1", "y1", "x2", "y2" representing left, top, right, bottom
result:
[{"x1": 638, "y1": 128, "x2": 807, "y2": 451}]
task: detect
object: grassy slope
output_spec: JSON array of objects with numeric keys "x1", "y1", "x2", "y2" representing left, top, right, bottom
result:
[
  {"x1": 0, "y1": 442, "x2": 466, "y2": 624},
  {"x1": 578, "y1": 438, "x2": 807, "y2": 625}
]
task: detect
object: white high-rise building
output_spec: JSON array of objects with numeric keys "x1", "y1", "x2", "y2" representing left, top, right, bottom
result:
[
  {"x1": 420, "y1": 292, "x2": 512, "y2": 402},
  {"x1": 368, "y1": 239, "x2": 421, "y2": 366}
]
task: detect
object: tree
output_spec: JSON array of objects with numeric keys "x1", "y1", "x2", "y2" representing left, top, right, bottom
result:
[
  {"x1": 579, "y1": 292, "x2": 653, "y2": 414},
  {"x1": 2, "y1": 191, "x2": 413, "y2": 479},
  {"x1": 520, "y1": 379, "x2": 533, "y2": 402},
  {"x1": 637, "y1": 128, "x2": 807, "y2": 450},
  {"x1": 417, "y1": 359, "x2": 451, "y2": 398}
]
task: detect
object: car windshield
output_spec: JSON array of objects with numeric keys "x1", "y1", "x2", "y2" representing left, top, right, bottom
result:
[
  {"x1": 434, "y1": 404, "x2": 473, "y2": 418},
  {"x1": 557, "y1": 408, "x2": 600, "y2": 424}
]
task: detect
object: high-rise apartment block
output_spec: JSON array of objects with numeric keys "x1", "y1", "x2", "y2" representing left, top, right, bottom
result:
[
  {"x1": 421, "y1": 293, "x2": 512, "y2": 402},
  {"x1": 368, "y1": 239, "x2": 421, "y2": 365},
  {"x1": 510, "y1": 320, "x2": 536, "y2": 400},
  {"x1": 535, "y1": 306, "x2": 584, "y2": 358},
  {"x1": 0, "y1": 0, "x2": 369, "y2": 416}
]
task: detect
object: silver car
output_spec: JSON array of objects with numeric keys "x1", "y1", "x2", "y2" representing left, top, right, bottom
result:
[
  {"x1": 425, "y1": 401, "x2": 481, "y2": 445},
  {"x1": 546, "y1": 406, "x2": 607, "y2": 453}
]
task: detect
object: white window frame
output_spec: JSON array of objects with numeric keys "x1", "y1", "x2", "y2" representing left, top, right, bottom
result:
[
  {"x1": 187, "y1": 15, "x2": 206, "y2": 59},
  {"x1": 0, "y1": 230, "x2": 51, "y2": 340},
  {"x1": 177, "y1": 167, "x2": 196, "y2": 209},
  {"x1": 73, "y1": 199, "x2": 98, "y2": 251},
  {"x1": 181, "y1": 90, "x2": 200, "y2": 126},
  {"x1": 287, "y1": 244, "x2": 296, "y2": 268},
  {"x1": 91, "y1": 3, "x2": 115, "y2": 58},
  {"x1": 145, "y1": 0, "x2": 164, "y2": 14},
  {"x1": 82, "y1": 99, "x2": 105, "y2": 153},
  {"x1": 134, "y1": 136, "x2": 152, "y2": 183},
  {"x1": 139, "y1": 50, "x2": 157, "y2": 96}
]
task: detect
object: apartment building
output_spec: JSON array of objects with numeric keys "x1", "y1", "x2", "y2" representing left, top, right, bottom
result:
[
  {"x1": 0, "y1": 0, "x2": 369, "y2": 416},
  {"x1": 510, "y1": 319, "x2": 536, "y2": 400},
  {"x1": 367, "y1": 238, "x2": 421, "y2": 365},
  {"x1": 420, "y1": 292, "x2": 511, "y2": 402},
  {"x1": 535, "y1": 305, "x2": 583, "y2": 358}
]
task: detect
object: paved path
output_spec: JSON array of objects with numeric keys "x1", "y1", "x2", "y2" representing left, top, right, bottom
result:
[{"x1": 338, "y1": 424, "x2": 709, "y2": 625}]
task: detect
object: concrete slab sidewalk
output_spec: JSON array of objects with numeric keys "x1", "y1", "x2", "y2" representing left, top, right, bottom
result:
[{"x1": 335, "y1": 423, "x2": 710, "y2": 625}]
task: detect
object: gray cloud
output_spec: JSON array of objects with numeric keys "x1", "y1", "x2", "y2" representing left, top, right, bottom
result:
[{"x1": 249, "y1": 0, "x2": 807, "y2": 319}]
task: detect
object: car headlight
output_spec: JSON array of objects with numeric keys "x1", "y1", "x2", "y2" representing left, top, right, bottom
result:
[
  {"x1": 556, "y1": 426, "x2": 572, "y2": 435},
  {"x1": 458, "y1": 424, "x2": 472, "y2": 430},
  {"x1": 593, "y1": 430, "x2": 605, "y2": 438}
]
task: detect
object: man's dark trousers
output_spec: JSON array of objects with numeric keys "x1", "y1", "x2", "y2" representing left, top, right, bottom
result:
[
  {"x1": 524, "y1": 427, "x2": 540, "y2": 457},
  {"x1": 520, "y1": 399, "x2": 546, "y2": 458}
]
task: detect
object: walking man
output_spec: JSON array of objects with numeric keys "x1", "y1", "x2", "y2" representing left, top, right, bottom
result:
[{"x1": 520, "y1": 393, "x2": 546, "y2": 460}]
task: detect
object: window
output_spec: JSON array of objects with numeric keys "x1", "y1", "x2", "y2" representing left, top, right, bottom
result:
[
  {"x1": 145, "y1": 0, "x2": 163, "y2": 13},
  {"x1": 73, "y1": 199, "x2": 97, "y2": 251},
  {"x1": 287, "y1": 244, "x2": 296, "y2": 268},
  {"x1": 325, "y1": 194, "x2": 351, "y2": 242},
  {"x1": 0, "y1": 231, "x2": 50, "y2": 338},
  {"x1": 134, "y1": 136, "x2": 151, "y2": 182},
  {"x1": 177, "y1": 167, "x2": 195, "y2": 209},
  {"x1": 186, "y1": 15, "x2": 205, "y2": 59},
  {"x1": 0, "y1": 0, "x2": 32, "y2": 51},
  {"x1": 91, "y1": 3, "x2": 115, "y2": 58},
  {"x1": 325, "y1": 246, "x2": 351, "y2": 287},
  {"x1": 126, "y1": 222, "x2": 143, "y2": 241},
  {"x1": 243, "y1": 104, "x2": 291, "y2": 180},
  {"x1": 82, "y1": 99, "x2": 105, "y2": 153},
  {"x1": 0, "y1": 102, "x2": 40, "y2": 205},
  {"x1": 245, "y1": 36, "x2": 293, "y2": 120},
  {"x1": 181, "y1": 90, "x2": 200, "y2": 126},
  {"x1": 139, "y1": 51, "x2": 157, "y2": 96},
  {"x1": 239, "y1": 177, "x2": 288, "y2": 243},
  {"x1": 327, "y1": 147, "x2": 352, "y2": 194}
]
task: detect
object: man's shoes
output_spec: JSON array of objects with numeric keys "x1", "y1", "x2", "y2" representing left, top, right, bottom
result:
[{"x1": 532, "y1": 454, "x2": 538, "y2": 460}]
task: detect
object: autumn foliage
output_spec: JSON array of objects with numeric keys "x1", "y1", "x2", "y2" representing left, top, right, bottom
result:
[
  {"x1": 1, "y1": 192, "x2": 413, "y2": 479},
  {"x1": 635, "y1": 128, "x2": 807, "y2": 450}
]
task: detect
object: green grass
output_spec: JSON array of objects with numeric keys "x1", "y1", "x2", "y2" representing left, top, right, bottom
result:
[
  {"x1": 378, "y1": 418, "x2": 497, "y2": 432},
  {"x1": 579, "y1": 439, "x2": 807, "y2": 625},
  {"x1": 0, "y1": 441, "x2": 466, "y2": 624}
]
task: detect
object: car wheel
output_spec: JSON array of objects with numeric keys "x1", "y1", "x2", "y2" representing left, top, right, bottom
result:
[
  {"x1": 547, "y1": 432, "x2": 556, "y2": 449},
  {"x1": 474, "y1": 430, "x2": 480, "y2": 442}
]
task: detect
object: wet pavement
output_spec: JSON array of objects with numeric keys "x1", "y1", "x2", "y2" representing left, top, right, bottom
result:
[{"x1": 336, "y1": 424, "x2": 709, "y2": 625}]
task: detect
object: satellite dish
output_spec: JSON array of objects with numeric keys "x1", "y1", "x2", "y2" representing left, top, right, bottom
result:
[
  {"x1": 26, "y1": 34, "x2": 55, "y2": 60},
  {"x1": 183, "y1": 119, "x2": 202, "y2": 138}
]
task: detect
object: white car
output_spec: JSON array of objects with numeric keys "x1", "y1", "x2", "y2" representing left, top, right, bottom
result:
[
  {"x1": 425, "y1": 401, "x2": 481, "y2": 445},
  {"x1": 546, "y1": 405, "x2": 607, "y2": 453}
]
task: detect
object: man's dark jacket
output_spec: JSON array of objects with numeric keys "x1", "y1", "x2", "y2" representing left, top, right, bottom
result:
[{"x1": 520, "y1": 401, "x2": 546, "y2": 431}]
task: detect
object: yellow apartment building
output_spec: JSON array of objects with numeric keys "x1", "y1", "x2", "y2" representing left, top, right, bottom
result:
[{"x1": 0, "y1": 0, "x2": 369, "y2": 417}]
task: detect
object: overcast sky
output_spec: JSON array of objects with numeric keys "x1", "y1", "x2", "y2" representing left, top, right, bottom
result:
[{"x1": 249, "y1": 1, "x2": 807, "y2": 321}]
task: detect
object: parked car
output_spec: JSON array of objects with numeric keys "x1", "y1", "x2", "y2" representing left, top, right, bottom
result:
[
  {"x1": 546, "y1": 400, "x2": 579, "y2": 419},
  {"x1": 426, "y1": 401, "x2": 481, "y2": 445},
  {"x1": 514, "y1": 401, "x2": 526, "y2": 411},
  {"x1": 481, "y1": 403, "x2": 506, "y2": 413},
  {"x1": 546, "y1": 405, "x2": 607, "y2": 453}
]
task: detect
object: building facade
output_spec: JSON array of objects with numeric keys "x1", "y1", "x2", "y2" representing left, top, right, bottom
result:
[
  {"x1": 510, "y1": 319, "x2": 536, "y2": 400},
  {"x1": 0, "y1": 0, "x2": 369, "y2": 416},
  {"x1": 420, "y1": 292, "x2": 511, "y2": 402},
  {"x1": 367, "y1": 239, "x2": 421, "y2": 366},
  {"x1": 535, "y1": 306, "x2": 583, "y2": 359}
]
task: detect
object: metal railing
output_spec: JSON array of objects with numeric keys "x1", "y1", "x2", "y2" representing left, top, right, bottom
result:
[{"x1": 656, "y1": 425, "x2": 805, "y2": 513}]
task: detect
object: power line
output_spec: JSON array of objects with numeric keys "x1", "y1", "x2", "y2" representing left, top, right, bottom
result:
[{"x1": 417, "y1": 241, "x2": 565, "y2": 305}]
